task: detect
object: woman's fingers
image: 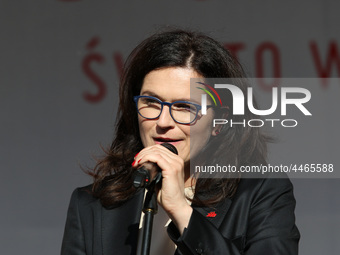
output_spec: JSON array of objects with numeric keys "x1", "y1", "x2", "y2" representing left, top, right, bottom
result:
[{"x1": 132, "y1": 145, "x2": 192, "y2": 233}]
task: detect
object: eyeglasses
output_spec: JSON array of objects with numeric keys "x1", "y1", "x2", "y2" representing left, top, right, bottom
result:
[{"x1": 134, "y1": 95, "x2": 202, "y2": 124}]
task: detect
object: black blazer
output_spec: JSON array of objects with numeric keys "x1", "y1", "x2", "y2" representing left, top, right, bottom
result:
[{"x1": 61, "y1": 176, "x2": 300, "y2": 255}]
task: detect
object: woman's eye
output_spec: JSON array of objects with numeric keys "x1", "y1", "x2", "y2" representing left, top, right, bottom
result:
[
  {"x1": 177, "y1": 103, "x2": 190, "y2": 109},
  {"x1": 173, "y1": 103, "x2": 195, "y2": 111},
  {"x1": 142, "y1": 98, "x2": 155, "y2": 103},
  {"x1": 143, "y1": 98, "x2": 161, "y2": 107}
]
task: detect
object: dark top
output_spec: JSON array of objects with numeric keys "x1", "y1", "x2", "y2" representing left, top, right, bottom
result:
[{"x1": 61, "y1": 176, "x2": 300, "y2": 255}]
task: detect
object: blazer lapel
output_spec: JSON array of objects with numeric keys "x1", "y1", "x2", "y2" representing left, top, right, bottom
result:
[
  {"x1": 192, "y1": 197, "x2": 246, "y2": 252},
  {"x1": 193, "y1": 197, "x2": 232, "y2": 230},
  {"x1": 101, "y1": 190, "x2": 144, "y2": 255}
]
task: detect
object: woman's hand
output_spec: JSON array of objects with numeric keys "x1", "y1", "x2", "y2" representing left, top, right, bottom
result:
[{"x1": 132, "y1": 144, "x2": 193, "y2": 234}]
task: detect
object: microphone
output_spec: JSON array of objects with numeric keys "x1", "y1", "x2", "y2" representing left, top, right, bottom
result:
[{"x1": 133, "y1": 143, "x2": 178, "y2": 188}]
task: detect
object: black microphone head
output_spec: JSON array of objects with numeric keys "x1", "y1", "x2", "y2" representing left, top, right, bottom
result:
[{"x1": 160, "y1": 142, "x2": 178, "y2": 155}]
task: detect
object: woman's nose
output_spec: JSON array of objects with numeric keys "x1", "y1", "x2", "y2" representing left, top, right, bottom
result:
[{"x1": 156, "y1": 106, "x2": 176, "y2": 128}]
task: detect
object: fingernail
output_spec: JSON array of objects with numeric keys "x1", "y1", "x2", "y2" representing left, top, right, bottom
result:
[
  {"x1": 131, "y1": 160, "x2": 135, "y2": 166},
  {"x1": 134, "y1": 153, "x2": 139, "y2": 158},
  {"x1": 138, "y1": 159, "x2": 142, "y2": 164}
]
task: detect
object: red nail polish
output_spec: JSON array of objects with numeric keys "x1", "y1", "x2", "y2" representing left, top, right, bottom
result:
[
  {"x1": 134, "y1": 153, "x2": 139, "y2": 158},
  {"x1": 131, "y1": 160, "x2": 135, "y2": 166},
  {"x1": 138, "y1": 159, "x2": 142, "y2": 164}
]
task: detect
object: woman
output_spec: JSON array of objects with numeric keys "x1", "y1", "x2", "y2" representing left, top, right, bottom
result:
[{"x1": 61, "y1": 29, "x2": 300, "y2": 255}]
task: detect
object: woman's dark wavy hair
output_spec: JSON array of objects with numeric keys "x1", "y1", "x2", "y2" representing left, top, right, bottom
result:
[{"x1": 88, "y1": 29, "x2": 270, "y2": 208}]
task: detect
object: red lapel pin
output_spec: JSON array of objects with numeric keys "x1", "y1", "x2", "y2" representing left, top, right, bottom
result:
[{"x1": 206, "y1": 211, "x2": 217, "y2": 218}]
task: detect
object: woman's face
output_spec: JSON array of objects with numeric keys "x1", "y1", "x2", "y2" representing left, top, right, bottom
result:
[{"x1": 138, "y1": 67, "x2": 216, "y2": 165}]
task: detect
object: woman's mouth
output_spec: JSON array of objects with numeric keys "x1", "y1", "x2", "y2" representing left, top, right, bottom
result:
[{"x1": 153, "y1": 137, "x2": 183, "y2": 145}]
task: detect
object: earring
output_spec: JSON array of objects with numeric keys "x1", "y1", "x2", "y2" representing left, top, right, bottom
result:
[{"x1": 215, "y1": 130, "x2": 220, "y2": 135}]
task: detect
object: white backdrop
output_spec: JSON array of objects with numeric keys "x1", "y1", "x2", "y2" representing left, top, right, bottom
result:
[{"x1": 1, "y1": 0, "x2": 339, "y2": 254}]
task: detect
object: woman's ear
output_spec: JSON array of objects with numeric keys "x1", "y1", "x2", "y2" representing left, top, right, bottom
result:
[
  {"x1": 212, "y1": 128, "x2": 221, "y2": 136},
  {"x1": 211, "y1": 106, "x2": 229, "y2": 136}
]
